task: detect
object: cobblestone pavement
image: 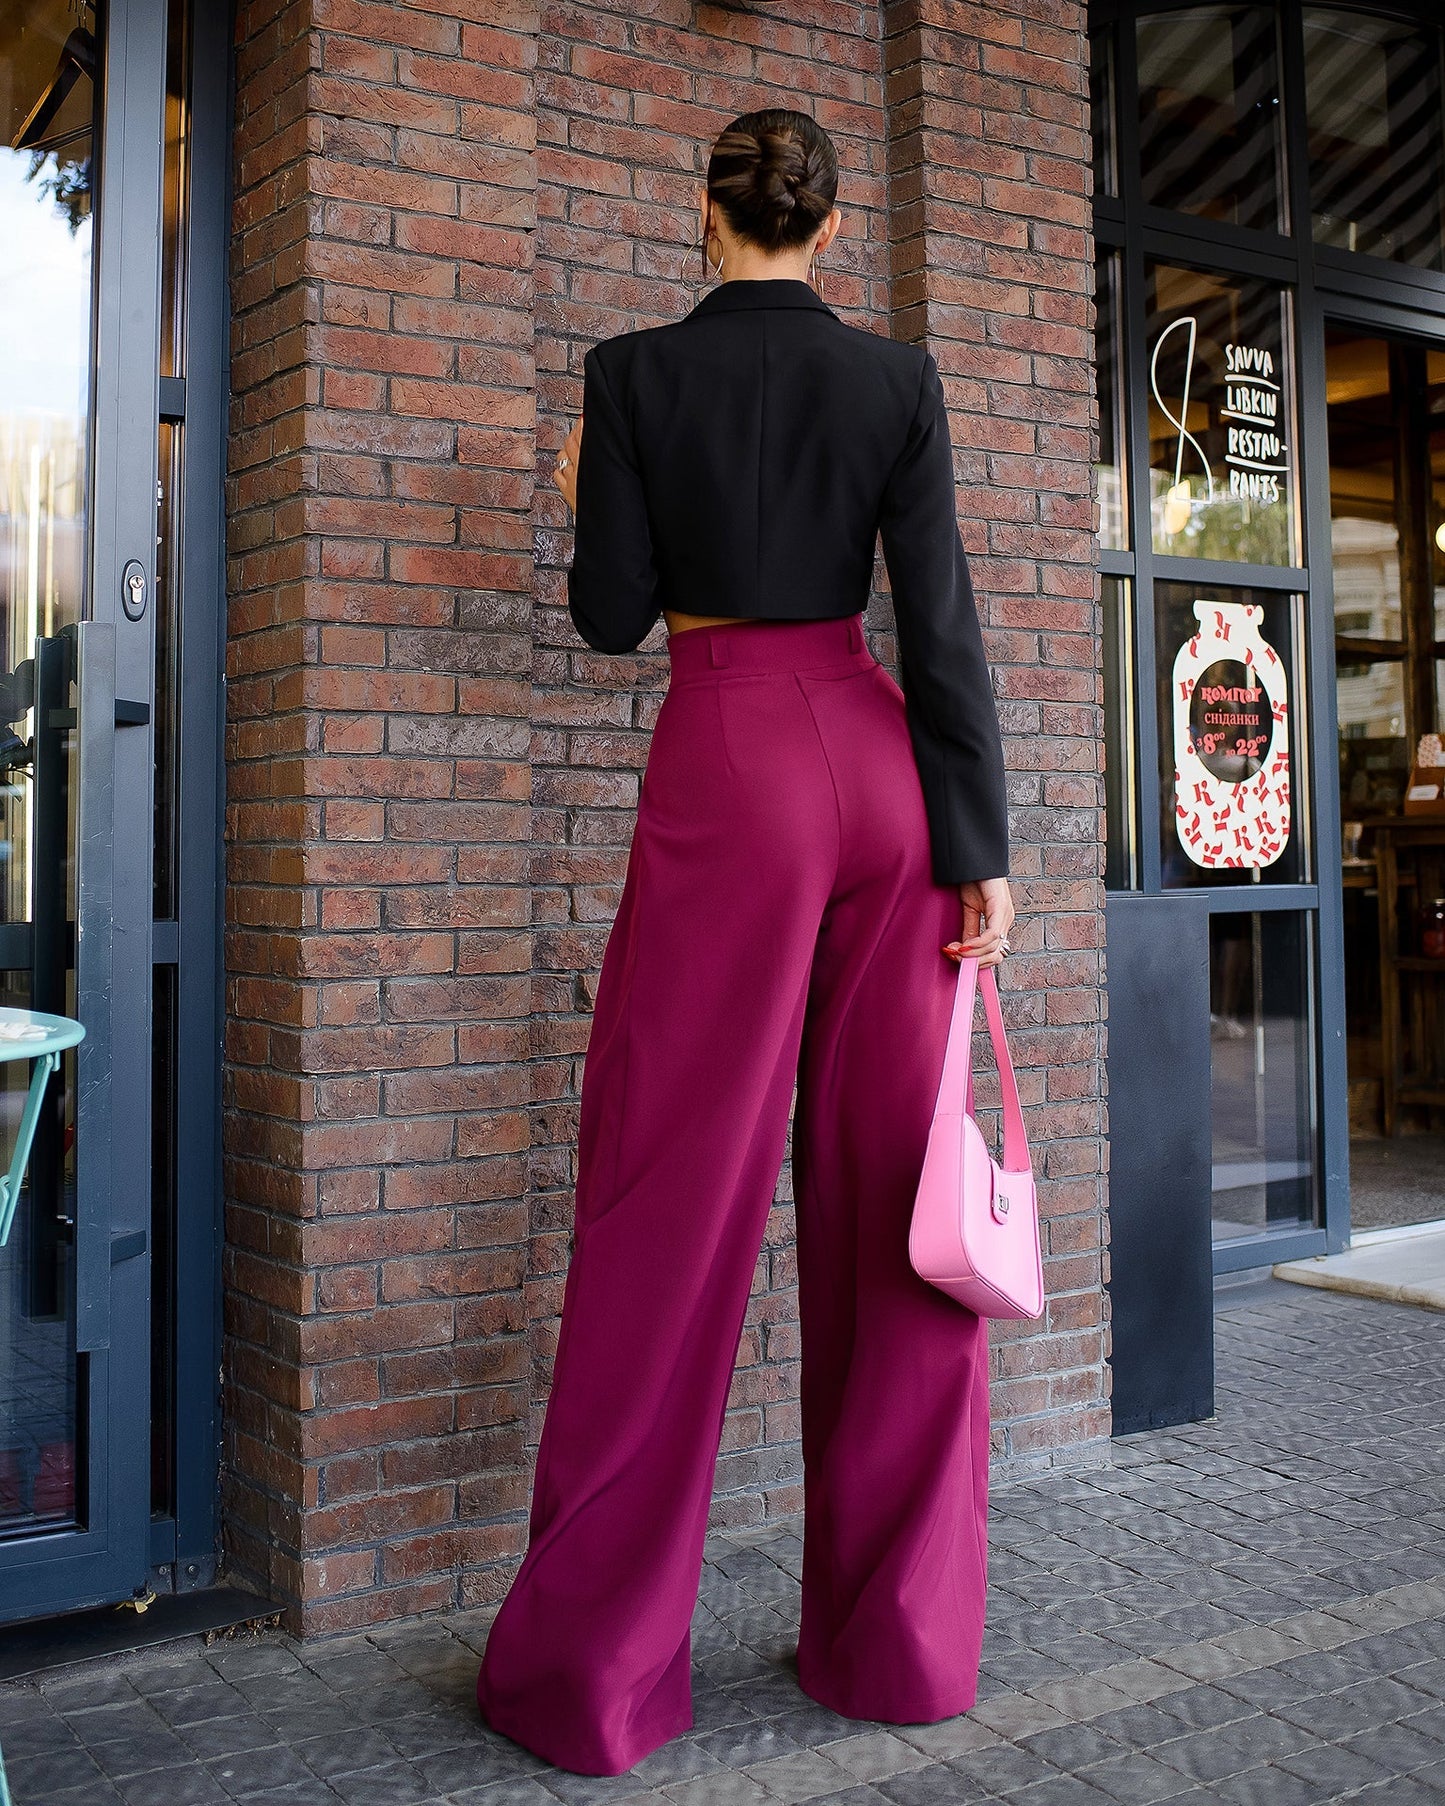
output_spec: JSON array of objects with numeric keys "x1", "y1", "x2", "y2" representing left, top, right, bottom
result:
[{"x1": 4, "y1": 1277, "x2": 1445, "y2": 1806}]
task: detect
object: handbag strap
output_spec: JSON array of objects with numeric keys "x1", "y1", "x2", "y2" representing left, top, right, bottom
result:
[{"x1": 936, "y1": 957, "x2": 1030, "y2": 1173}]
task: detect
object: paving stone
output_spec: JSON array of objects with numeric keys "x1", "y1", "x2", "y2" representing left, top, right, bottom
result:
[
  {"x1": 782, "y1": 1789, "x2": 891, "y2": 1806},
  {"x1": 1026, "y1": 1678, "x2": 1141, "y2": 1723},
  {"x1": 1275, "y1": 1740, "x2": 1396, "y2": 1794},
  {"x1": 205, "y1": 1744, "x2": 316, "y2": 1796},
  {"x1": 176, "y1": 1713, "x2": 285, "y2": 1761},
  {"x1": 810, "y1": 1734, "x2": 928, "y2": 1785},
  {"x1": 967, "y1": 1695, "x2": 1071, "y2": 1740},
  {"x1": 1016, "y1": 1722, "x2": 1127, "y2": 1772},
  {"x1": 36, "y1": 1779, "x2": 129, "y2": 1806},
  {"x1": 6, "y1": 1285, "x2": 1445, "y2": 1806},
  {"x1": 237, "y1": 1786, "x2": 346, "y2": 1806},
  {"x1": 1274, "y1": 1673, "x2": 1438, "y2": 1738},
  {"x1": 1349, "y1": 1777, "x2": 1445, "y2": 1805},
  {"x1": 1004, "y1": 1776, "x2": 1116, "y2": 1805},
  {"x1": 1203, "y1": 1766, "x2": 1324, "y2": 1806},
  {"x1": 1077, "y1": 1749, "x2": 1197, "y2": 1804},
  {"x1": 660, "y1": 1776, "x2": 773, "y2": 1806},
  {"x1": 5, "y1": 1741, "x2": 106, "y2": 1794},
  {"x1": 112, "y1": 1763, "x2": 236, "y2": 1805},
  {"x1": 738, "y1": 1748, "x2": 852, "y2": 1801},
  {"x1": 889, "y1": 1718, "x2": 1000, "y2": 1761},
  {"x1": 89, "y1": 1725, "x2": 196, "y2": 1777},
  {"x1": 449, "y1": 1783, "x2": 559, "y2": 1806},
  {"x1": 1153, "y1": 1689, "x2": 1253, "y2": 1733},
  {"x1": 1339, "y1": 1718, "x2": 1445, "y2": 1775},
  {"x1": 947, "y1": 1742, "x2": 1063, "y2": 1794},
  {"x1": 0, "y1": 1705, "x2": 82, "y2": 1759},
  {"x1": 324, "y1": 1761, "x2": 436, "y2": 1806},
  {"x1": 293, "y1": 1729, "x2": 409, "y2": 1780},
  {"x1": 1148, "y1": 1716, "x2": 1313, "y2": 1787}
]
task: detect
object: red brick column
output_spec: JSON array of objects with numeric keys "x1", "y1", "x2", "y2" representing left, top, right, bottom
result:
[
  {"x1": 883, "y1": 0, "x2": 1109, "y2": 1464},
  {"x1": 224, "y1": 0, "x2": 539, "y2": 1632}
]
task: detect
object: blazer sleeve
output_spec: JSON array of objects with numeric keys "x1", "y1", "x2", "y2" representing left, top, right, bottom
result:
[
  {"x1": 877, "y1": 350, "x2": 1010, "y2": 887},
  {"x1": 567, "y1": 343, "x2": 662, "y2": 654}
]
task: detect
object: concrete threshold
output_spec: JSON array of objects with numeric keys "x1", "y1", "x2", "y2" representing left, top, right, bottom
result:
[{"x1": 1274, "y1": 1216, "x2": 1445, "y2": 1311}]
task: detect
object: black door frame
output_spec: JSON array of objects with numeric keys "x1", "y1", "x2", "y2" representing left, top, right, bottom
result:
[
  {"x1": 0, "y1": 0, "x2": 229, "y2": 1624},
  {"x1": 150, "y1": 0, "x2": 230, "y2": 1598}
]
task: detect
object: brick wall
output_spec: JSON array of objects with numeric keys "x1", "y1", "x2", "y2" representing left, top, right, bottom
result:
[
  {"x1": 223, "y1": 0, "x2": 1104, "y2": 1635},
  {"x1": 224, "y1": 0, "x2": 539, "y2": 1633}
]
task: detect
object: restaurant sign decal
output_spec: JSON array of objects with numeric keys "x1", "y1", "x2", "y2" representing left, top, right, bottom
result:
[{"x1": 1172, "y1": 600, "x2": 1290, "y2": 870}]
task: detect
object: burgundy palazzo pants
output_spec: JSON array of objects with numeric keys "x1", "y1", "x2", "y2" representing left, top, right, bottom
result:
[{"x1": 476, "y1": 615, "x2": 990, "y2": 1775}]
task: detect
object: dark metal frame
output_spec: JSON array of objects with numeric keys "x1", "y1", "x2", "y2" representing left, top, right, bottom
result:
[
  {"x1": 1090, "y1": 0, "x2": 1445, "y2": 1272},
  {"x1": 0, "y1": 0, "x2": 164, "y2": 1621},
  {"x1": 147, "y1": 0, "x2": 231, "y2": 1596},
  {"x1": 0, "y1": 0, "x2": 230, "y2": 1623}
]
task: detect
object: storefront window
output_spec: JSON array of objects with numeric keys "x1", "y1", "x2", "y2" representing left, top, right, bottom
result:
[
  {"x1": 1156, "y1": 581, "x2": 1304, "y2": 889},
  {"x1": 1103, "y1": 576, "x2": 1137, "y2": 891},
  {"x1": 1095, "y1": 249, "x2": 1126, "y2": 551},
  {"x1": 1136, "y1": 6, "x2": 1284, "y2": 234},
  {"x1": 1209, "y1": 912, "x2": 1318, "y2": 1241},
  {"x1": 1305, "y1": 9, "x2": 1445, "y2": 271},
  {"x1": 1146, "y1": 262, "x2": 1296, "y2": 566}
]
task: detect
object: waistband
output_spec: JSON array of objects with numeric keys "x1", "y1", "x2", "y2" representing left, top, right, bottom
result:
[{"x1": 666, "y1": 613, "x2": 872, "y2": 679}]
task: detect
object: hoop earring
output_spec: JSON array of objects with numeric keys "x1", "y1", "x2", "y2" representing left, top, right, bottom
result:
[
  {"x1": 685, "y1": 230, "x2": 724, "y2": 287},
  {"x1": 808, "y1": 253, "x2": 826, "y2": 303}
]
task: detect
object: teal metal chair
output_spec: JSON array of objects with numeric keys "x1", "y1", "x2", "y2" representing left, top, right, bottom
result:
[{"x1": 0, "y1": 1009, "x2": 86, "y2": 1251}]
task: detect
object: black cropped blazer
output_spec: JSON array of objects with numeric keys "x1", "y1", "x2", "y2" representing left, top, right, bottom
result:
[{"x1": 567, "y1": 276, "x2": 1009, "y2": 887}]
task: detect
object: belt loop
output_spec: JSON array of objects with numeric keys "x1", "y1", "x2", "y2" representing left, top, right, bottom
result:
[{"x1": 709, "y1": 632, "x2": 730, "y2": 668}]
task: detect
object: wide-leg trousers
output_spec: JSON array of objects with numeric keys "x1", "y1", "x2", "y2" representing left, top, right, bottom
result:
[{"x1": 476, "y1": 614, "x2": 991, "y2": 1775}]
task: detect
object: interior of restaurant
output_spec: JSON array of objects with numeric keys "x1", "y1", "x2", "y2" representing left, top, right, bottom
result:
[{"x1": 1325, "y1": 328, "x2": 1445, "y2": 1228}]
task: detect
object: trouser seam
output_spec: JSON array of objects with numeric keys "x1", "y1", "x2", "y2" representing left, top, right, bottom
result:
[{"x1": 792, "y1": 674, "x2": 844, "y2": 897}]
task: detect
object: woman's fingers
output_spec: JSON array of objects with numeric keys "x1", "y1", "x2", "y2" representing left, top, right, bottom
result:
[
  {"x1": 945, "y1": 874, "x2": 1016, "y2": 969},
  {"x1": 943, "y1": 925, "x2": 1006, "y2": 960},
  {"x1": 554, "y1": 416, "x2": 583, "y2": 511},
  {"x1": 944, "y1": 942, "x2": 1005, "y2": 968}
]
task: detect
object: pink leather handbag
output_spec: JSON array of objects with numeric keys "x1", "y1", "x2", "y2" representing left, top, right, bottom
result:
[{"x1": 908, "y1": 956, "x2": 1045, "y2": 1320}]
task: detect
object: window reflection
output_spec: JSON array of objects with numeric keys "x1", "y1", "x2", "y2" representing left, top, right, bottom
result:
[
  {"x1": 1146, "y1": 262, "x2": 1297, "y2": 565},
  {"x1": 1325, "y1": 328, "x2": 1445, "y2": 814},
  {"x1": 1091, "y1": 25, "x2": 1116, "y2": 199},
  {"x1": 1137, "y1": 6, "x2": 1283, "y2": 234},
  {"x1": 1305, "y1": 9, "x2": 1445, "y2": 271},
  {"x1": 1095, "y1": 249, "x2": 1125, "y2": 551},
  {"x1": 0, "y1": 0, "x2": 98, "y2": 1541},
  {"x1": 1103, "y1": 576, "x2": 1136, "y2": 892},
  {"x1": 1209, "y1": 912, "x2": 1318, "y2": 1240}
]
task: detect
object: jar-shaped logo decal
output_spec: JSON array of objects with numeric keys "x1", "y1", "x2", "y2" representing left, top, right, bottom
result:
[{"x1": 1172, "y1": 601, "x2": 1290, "y2": 869}]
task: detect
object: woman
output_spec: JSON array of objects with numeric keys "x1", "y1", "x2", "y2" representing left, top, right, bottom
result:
[{"x1": 476, "y1": 107, "x2": 1015, "y2": 1777}]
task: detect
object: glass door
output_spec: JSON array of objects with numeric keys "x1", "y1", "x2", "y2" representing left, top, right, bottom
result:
[
  {"x1": 0, "y1": 0, "x2": 165, "y2": 1618},
  {"x1": 1323, "y1": 320, "x2": 1445, "y2": 1226}
]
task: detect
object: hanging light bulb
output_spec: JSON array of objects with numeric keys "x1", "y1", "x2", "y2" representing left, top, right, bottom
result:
[
  {"x1": 1163, "y1": 479, "x2": 1192, "y2": 537},
  {"x1": 1434, "y1": 519, "x2": 1445, "y2": 552}
]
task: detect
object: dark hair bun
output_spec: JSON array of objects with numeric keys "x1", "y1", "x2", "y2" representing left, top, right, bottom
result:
[{"x1": 706, "y1": 108, "x2": 839, "y2": 255}]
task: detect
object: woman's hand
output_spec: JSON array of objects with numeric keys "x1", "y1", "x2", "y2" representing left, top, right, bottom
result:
[
  {"x1": 553, "y1": 415, "x2": 582, "y2": 513},
  {"x1": 943, "y1": 876, "x2": 1015, "y2": 970}
]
